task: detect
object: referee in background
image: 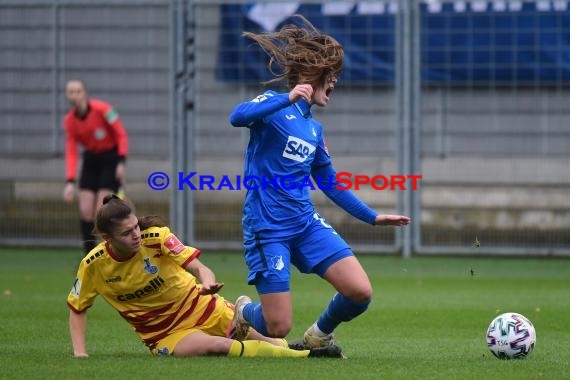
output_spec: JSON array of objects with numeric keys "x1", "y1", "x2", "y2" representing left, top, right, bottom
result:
[{"x1": 62, "y1": 79, "x2": 129, "y2": 256}]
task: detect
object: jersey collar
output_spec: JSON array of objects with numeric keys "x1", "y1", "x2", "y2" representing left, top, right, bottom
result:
[
  {"x1": 293, "y1": 99, "x2": 311, "y2": 119},
  {"x1": 106, "y1": 241, "x2": 137, "y2": 262}
]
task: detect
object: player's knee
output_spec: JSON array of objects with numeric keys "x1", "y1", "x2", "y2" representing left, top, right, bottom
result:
[
  {"x1": 266, "y1": 320, "x2": 292, "y2": 338},
  {"x1": 213, "y1": 338, "x2": 234, "y2": 355},
  {"x1": 346, "y1": 285, "x2": 373, "y2": 303}
]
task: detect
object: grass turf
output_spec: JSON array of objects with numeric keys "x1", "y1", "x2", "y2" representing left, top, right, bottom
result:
[{"x1": 0, "y1": 247, "x2": 569, "y2": 380}]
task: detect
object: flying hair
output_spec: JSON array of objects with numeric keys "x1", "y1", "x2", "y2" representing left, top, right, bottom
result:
[{"x1": 242, "y1": 14, "x2": 344, "y2": 89}]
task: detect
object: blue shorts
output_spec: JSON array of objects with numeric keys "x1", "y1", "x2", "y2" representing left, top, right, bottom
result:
[{"x1": 243, "y1": 212, "x2": 353, "y2": 294}]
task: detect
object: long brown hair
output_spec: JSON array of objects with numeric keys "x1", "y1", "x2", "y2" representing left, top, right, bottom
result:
[
  {"x1": 138, "y1": 215, "x2": 167, "y2": 230},
  {"x1": 242, "y1": 14, "x2": 344, "y2": 89}
]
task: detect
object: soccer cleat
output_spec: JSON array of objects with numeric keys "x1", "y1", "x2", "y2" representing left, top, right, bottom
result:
[
  {"x1": 303, "y1": 323, "x2": 335, "y2": 348},
  {"x1": 307, "y1": 344, "x2": 345, "y2": 359},
  {"x1": 287, "y1": 338, "x2": 308, "y2": 351},
  {"x1": 229, "y1": 295, "x2": 252, "y2": 341}
]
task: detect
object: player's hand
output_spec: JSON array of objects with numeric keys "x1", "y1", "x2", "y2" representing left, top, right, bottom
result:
[
  {"x1": 198, "y1": 282, "x2": 224, "y2": 295},
  {"x1": 374, "y1": 214, "x2": 411, "y2": 226},
  {"x1": 289, "y1": 84, "x2": 313, "y2": 103},
  {"x1": 63, "y1": 182, "x2": 75, "y2": 204}
]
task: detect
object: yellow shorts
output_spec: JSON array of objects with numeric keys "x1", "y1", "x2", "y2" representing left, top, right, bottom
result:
[{"x1": 150, "y1": 295, "x2": 234, "y2": 356}]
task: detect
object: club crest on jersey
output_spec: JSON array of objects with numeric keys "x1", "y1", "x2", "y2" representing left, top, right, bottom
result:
[
  {"x1": 282, "y1": 136, "x2": 316, "y2": 162},
  {"x1": 143, "y1": 257, "x2": 158, "y2": 275}
]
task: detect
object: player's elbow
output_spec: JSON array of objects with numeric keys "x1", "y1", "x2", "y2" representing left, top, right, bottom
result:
[{"x1": 229, "y1": 112, "x2": 248, "y2": 128}]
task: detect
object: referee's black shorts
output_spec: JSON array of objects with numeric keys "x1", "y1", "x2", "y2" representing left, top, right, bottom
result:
[{"x1": 79, "y1": 147, "x2": 121, "y2": 192}]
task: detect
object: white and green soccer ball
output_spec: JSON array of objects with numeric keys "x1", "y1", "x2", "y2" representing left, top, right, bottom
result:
[{"x1": 486, "y1": 312, "x2": 536, "y2": 359}]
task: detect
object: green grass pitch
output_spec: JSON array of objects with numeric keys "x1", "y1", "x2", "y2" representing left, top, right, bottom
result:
[{"x1": 1, "y1": 247, "x2": 569, "y2": 380}]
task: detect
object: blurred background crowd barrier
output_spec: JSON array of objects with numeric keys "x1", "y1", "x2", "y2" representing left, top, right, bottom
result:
[{"x1": 1, "y1": 0, "x2": 569, "y2": 256}]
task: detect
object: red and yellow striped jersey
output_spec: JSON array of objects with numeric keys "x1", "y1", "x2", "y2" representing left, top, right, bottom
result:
[{"x1": 67, "y1": 226, "x2": 217, "y2": 349}]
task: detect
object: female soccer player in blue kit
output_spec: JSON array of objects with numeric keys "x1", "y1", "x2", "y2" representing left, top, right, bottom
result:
[{"x1": 229, "y1": 15, "x2": 411, "y2": 353}]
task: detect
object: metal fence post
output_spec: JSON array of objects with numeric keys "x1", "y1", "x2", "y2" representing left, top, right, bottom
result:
[
  {"x1": 171, "y1": 0, "x2": 195, "y2": 242},
  {"x1": 397, "y1": 0, "x2": 416, "y2": 258},
  {"x1": 51, "y1": 0, "x2": 61, "y2": 155}
]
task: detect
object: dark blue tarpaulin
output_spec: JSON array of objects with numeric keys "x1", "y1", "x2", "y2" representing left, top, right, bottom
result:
[{"x1": 216, "y1": 2, "x2": 570, "y2": 85}]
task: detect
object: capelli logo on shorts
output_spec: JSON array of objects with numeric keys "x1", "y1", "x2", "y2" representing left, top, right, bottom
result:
[{"x1": 282, "y1": 136, "x2": 316, "y2": 162}]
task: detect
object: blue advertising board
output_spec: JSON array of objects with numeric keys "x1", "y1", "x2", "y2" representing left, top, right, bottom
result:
[{"x1": 216, "y1": 2, "x2": 570, "y2": 85}]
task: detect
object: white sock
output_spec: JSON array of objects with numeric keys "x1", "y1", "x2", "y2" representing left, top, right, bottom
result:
[{"x1": 312, "y1": 323, "x2": 328, "y2": 336}]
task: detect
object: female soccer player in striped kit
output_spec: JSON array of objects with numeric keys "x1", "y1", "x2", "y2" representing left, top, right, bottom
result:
[
  {"x1": 62, "y1": 79, "x2": 128, "y2": 256},
  {"x1": 67, "y1": 195, "x2": 342, "y2": 358},
  {"x1": 229, "y1": 15, "x2": 411, "y2": 354}
]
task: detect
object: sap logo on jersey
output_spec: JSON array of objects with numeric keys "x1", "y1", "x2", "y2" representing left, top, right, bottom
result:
[{"x1": 282, "y1": 136, "x2": 316, "y2": 162}]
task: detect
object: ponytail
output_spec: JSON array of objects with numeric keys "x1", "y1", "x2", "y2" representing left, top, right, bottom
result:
[{"x1": 96, "y1": 194, "x2": 135, "y2": 234}]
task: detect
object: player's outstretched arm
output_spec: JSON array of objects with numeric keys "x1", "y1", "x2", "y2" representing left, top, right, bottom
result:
[
  {"x1": 374, "y1": 214, "x2": 411, "y2": 226},
  {"x1": 69, "y1": 310, "x2": 89, "y2": 358},
  {"x1": 185, "y1": 258, "x2": 224, "y2": 295}
]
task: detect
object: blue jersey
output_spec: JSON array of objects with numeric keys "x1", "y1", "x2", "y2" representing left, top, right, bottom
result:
[
  {"x1": 230, "y1": 91, "x2": 329, "y2": 236},
  {"x1": 230, "y1": 90, "x2": 378, "y2": 238}
]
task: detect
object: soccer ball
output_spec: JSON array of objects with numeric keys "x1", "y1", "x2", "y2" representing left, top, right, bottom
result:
[{"x1": 486, "y1": 312, "x2": 536, "y2": 359}]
